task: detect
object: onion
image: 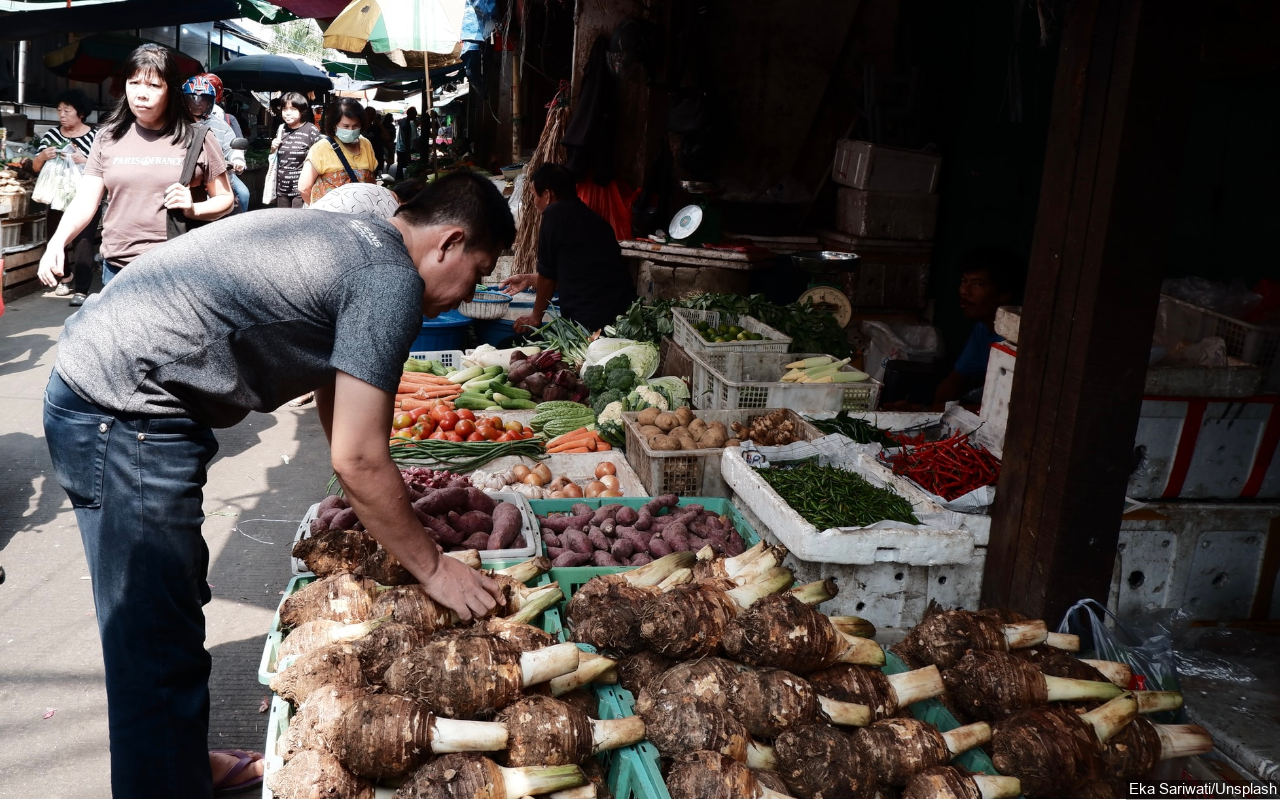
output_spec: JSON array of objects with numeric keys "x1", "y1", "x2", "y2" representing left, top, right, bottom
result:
[
  {"x1": 599, "y1": 489, "x2": 623, "y2": 497},
  {"x1": 599, "y1": 475, "x2": 620, "y2": 491},
  {"x1": 584, "y1": 481, "x2": 606, "y2": 498},
  {"x1": 522, "y1": 472, "x2": 546, "y2": 487},
  {"x1": 562, "y1": 483, "x2": 584, "y2": 498},
  {"x1": 550, "y1": 476, "x2": 570, "y2": 491},
  {"x1": 512, "y1": 465, "x2": 531, "y2": 482},
  {"x1": 533, "y1": 464, "x2": 552, "y2": 483},
  {"x1": 594, "y1": 462, "x2": 617, "y2": 478}
]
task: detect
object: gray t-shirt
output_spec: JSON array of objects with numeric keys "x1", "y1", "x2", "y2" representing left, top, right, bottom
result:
[{"x1": 55, "y1": 209, "x2": 423, "y2": 427}]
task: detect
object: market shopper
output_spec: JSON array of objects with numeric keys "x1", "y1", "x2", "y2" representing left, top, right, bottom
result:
[
  {"x1": 299, "y1": 98, "x2": 377, "y2": 205},
  {"x1": 31, "y1": 88, "x2": 99, "y2": 305},
  {"x1": 181, "y1": 74, "x2": 249, "y2": 215},
  {"x1": 269, "y1": 92, "x2": 322, "y2": 209},
  {"x1": 931, "y1": 247, "x2": 1023, "y2": 408},
  {"x1": 507, "y1": 163, "x2": 635, "y2": 333},
  {"x1": 41, "y1": 170, "x2": 513, "y2": 798},
  {"x1": 395, "y1": 106, "x2": 418, "y2": 177},
  {"x1": 36, "y1": 44, "x2": 232, "y2": 291}
]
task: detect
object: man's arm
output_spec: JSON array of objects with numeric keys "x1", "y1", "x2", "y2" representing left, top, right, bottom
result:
[
  {"x1": 325, "y1": 370, "x2": 502, "y2": 619},
  {"x1": 513, "y1": 274, "x2": 557, "y2": 333}
]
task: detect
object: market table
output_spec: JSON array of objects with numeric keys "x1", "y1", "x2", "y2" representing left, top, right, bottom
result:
[{"x1": 619, "y1": 239, "x2": 777, "y2": 300}]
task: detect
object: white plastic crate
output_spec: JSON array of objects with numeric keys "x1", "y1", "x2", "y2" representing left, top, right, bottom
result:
[
  {"x1": 1161, "y1": 294, "x2": 1280, "y2": 372},
  {"x1": 670, "y1": 308, "x2": 791, "y2": 357},
  {"x1": 476, "y1": 450, "x2": 647, "y2": 496},
  {"x1": 720, "y1": 447, "x2": 972, "y2": 567},
  {"x1": 690, "y1": 349, "x2": 881, "y2": 412},
  {"x1": 406, "y1": 349, "x2": 466, "y2": 370},
  {"x1": 291, "y1": 490, "x2": 542, "y2": 575},
  {"x1": 621, "y1": 409, "x2": 823, "y2": 496}
]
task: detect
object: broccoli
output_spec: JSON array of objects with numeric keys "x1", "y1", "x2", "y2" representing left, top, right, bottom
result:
[
  {"x1": 604, "y1": 353, "x2": 632, "y2": 375},
  {"x1": 583, "y1": 364, "x2": 607, "y2": 394},
  {"x1": 591, "y1": 389, "x2": 624, "y2": 416},
  {"x1": 605, "y1": 367, "x2": 637, "y2": 393}
]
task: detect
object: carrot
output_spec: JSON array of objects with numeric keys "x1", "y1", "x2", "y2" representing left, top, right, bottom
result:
[
  {"x1": 398, "y1": 382, "x2": 424, "y2": 394},
  {"x1": 595, "y1": 441, "x2": 612, "y2": 451},
  {"x1": 400, "y1": 398, "x2": 445, "y2": 411},
  {"x1": 552, "y1": 446, "x2": 593, "y2": 454},
  {"x1": 412, "y1": 386, "x2": 462, "y2": 399},
  {"x1": 399, "y1": 373, "x2": 456, "y2": 385},
  {"x1": 546, "y1": 428, "x2": 595, "y2": 448}
]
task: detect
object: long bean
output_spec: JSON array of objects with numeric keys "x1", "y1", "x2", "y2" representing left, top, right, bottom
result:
[
  {"x1": 388, "y1": 438, "x2": 546, "y2": 473},
  {"x1": 803, "y1": 411, "x2": 898, "y2": 446},
  {"x1": 755, "y1": 462, "x2": 919, "y2": 530}
]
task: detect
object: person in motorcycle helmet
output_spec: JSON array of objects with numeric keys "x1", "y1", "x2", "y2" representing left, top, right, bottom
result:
[{"x1": 182, "y1": 74, "x2": 250, "y2": 214}]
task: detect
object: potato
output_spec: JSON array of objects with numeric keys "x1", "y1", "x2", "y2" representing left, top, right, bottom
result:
[
  {"x1": 636, "y1": 407, "x2": 661, "y2": 426},
  {"x1": 650, "y1": 435, "x2": 681, "y2": 451},
  {"x1": 668, "y1": 426, "x2": 690, "y2": 441},
  {"x1": 674, "y1": 406, "x2": 695, "y2": 427},
  {"x1": 687, "y1": 418, "x2": 708, "y2": 440},
  {"x1": 654, "y1": 412, "x2": 680, "y2": 432},
  {"x1": 699, "y1": 429, "x2": 726, "y2": 448},
  {"x1": 707, "y1": 421, "x2": 728, "y2": 439},
  {"x1": 678, "y1": 436, "x2": 699, "y2": 450},
  {"x1": 640, "y1": 425, "x2": 664, "y2": 439}
]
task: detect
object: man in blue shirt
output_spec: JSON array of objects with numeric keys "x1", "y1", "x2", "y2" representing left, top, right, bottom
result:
[{"x1": 932, "y1": 247, "x2": 1023, "y2": 408}]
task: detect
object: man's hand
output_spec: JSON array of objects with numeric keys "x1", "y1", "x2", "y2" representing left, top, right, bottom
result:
[
  {"x1": 513, "y1": 313, "x2": 543, "y2": 334},
  {"x1": 500, "y1": 273, "x2": 537, "y2": 294},
  {"x1": 422, "y1": 555, "x2": 503, "y2": 621}
]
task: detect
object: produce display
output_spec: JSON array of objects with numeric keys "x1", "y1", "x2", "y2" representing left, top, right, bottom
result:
[
  {"x1": 470, "y1": 459, "x2": 625, "y2": 500},
  {"x1": 530, "y1": 401, "x2": 597, "y2": 438},
  {"x1": 388, "y1": 434, "x2": 547, "y2": 473},
  {"x1": 729, "y1": 409, "x2": 810, "y2": 447},
  {"x1": 504, "y1": 348, "x2": 590, "y2": 403},
  {"x1": 538, "y1": 495, "x2": 748, "y2": 567},
  {"x1": 779, "y1": 355, "x2": 869, "y2": 383},
  {"x1": 692, "y1": 318, "x2": 766, "y2": 343},
  {"x1": 632, "y1": 405, "x2": 741, "y2": 451},
  {"x1": 297, "y1": 481, "x2": 533, "y2": 559},
  {"x1": 754, "y1": 462, "x2": 919, "y2": 530},
  {"x1": 878, "y1": 429, "x2": 1002, "y2": 501},
  {"x1": 392, "y1": 403, "x2": 536, "y2": 443}
]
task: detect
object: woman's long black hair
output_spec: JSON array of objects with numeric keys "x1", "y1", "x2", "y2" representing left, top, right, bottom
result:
[{"x1": 100, "y1": 43, "x2": 195, "y2": 144}]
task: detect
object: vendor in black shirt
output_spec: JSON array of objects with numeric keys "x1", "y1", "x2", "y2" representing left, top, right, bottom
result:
[{"x1": 505, "y1": 164, "x2": 635, "y2": 333}]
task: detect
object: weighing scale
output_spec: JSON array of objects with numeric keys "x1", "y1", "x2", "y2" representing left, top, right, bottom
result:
[
  {"x1": 667, "y1": 181, "x2": 723, "y2": 246},
  {"x1": 790, "y1": 250, "x2": 860, "y2": 327}
]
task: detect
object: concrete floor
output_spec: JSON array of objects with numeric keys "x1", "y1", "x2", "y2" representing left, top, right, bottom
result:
[{"x1": 0, "y1": 287, "x2": 331, "y2": 798}]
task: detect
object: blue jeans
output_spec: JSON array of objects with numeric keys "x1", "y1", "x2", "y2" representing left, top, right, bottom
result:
[
  {"x1": 229, "y1": 172, "x2": 250, "y2": 214},
  {"x1": 43, "y1": 371, "x2": 220, "y2": 798},
  {"x1": 101, "y1": 260, "x2": 119, "y2": 286}
]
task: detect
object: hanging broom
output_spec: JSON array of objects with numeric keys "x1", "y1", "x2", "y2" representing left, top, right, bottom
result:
[{"x1": 512, "y1": 82, "x2": 571, "y2": 275}]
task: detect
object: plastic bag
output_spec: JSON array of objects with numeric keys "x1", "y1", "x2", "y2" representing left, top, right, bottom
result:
[
  {"x1": 31, "y1": 150, "x2": 81, "y2": 211},
  {"x1": 1058, "y1": 598, "x2": 1184, "y2": 722},
  {"x1": 262, "y1": 152, "x2": 278, "y2": 205}
]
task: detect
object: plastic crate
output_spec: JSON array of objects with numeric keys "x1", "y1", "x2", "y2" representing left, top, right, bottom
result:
[
  {"x1": 671, "y1": 308, "x2": 791, "y2": 357},
  {"x1": 1161, "y1": 294, "x2": 1280, "y2": 370},
  {"x1": 621, "y1": 409, "x2": 823, "y2": 496},
  {"x1": 691, "y1": 349, "x2": 881, "y2": 412},
  {"x1": 290, "y1": 491, "x2": 542, "y2": 575},
  {"x1": 405, "y1": 349, "x2": 466, "y2": 370}
]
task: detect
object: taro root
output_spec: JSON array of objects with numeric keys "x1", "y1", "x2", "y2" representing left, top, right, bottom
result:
[
  {"x1": 278, "y1": 616, "x2": 389, "y2": 664},
  {"x1": 752, "y1": 769, "x2": 790, "y2": 796},
  {"x1": 271, "y1": 642, "x2": 365, "y2": 704},
  {"x1": 616, "y1": 651, "x2": 673, "y2": 695},
  {"x1": 942, "y1": 650, "x2": 1123, "y2": 721},
  {"x1": 328, "y1": 693, "x2": 508, "y2": 782},
  {"x1": 373, "y1": 581, "x2": 560, "y2": 634},
  {"x1": 902, "y1": 766, "x2": 1022, "y2": 799},
  {"x1": 726, "y1": 668, "x2": 873, "y2": 738},
  {"x1": 1102, "y1": 718, "x2": 1213, "y2": 781},
  {"x1": 773, "y1": 723, "x2": 876, "y2": 798},
  {"x1": 496, "y1": 695, "x2": 645, "y2": 767},
  {"x1": 547, "y1": 652, "x2": 618, "y2": 697},
  {"x1": 1013, "y1": 644, "x2": 1130, "y2": 685},
  {"x1": 664, "y1": 751, "x2": 774, "y2": 799},
  {"x1": 392, "y1": 753, "x2": 586, "y2": 799},
  {"x1": 721, "y1": 593, "x2": 884, "y2": 673},
  {"x1": 280, "y1": 683, "x2": 373, "y2": 761},
  {"x1": 897, "y1": 609, "x2": 1048, "y2": 670},
  {"x1": 690, "y1": 542, "x2": 785, "y2": 585},
  {"x1": 475, "y1": 617, "x2": 557, "y2": 653},
  {"x1": 565, "y1": 552, "x2": 694, "y2": 653},
  {"x1": 350, "y1": 621, "x2": 434, "y2": 685},
  {"x1": 267, "y1": 748, "x2": 374, "y2": 799},
  {"x1": 636, "y1": 693, "x2": 753, "y2": 762},
  {"x1": 292, "y1": 528, "x2": 413, "y2": 584},
  {"x1": 854, "y1": 716, "x2": 992, "y2": 787},
  {"x1": 635, "y1": 657, "x2": 744, "y2": 716},
  {"x1": 991, "y1": 694, "x2": 1138, "y2": 797},
  {"x1": 280, "y1": 573, "x2": 378, "y2": 628},
  {"x1": 806, "y1": 663, "x2": 945, "y2": 721},
  {"x1": 384, "y1": 634, "x2": 580, "y2": 719},
  {"x1": 638, "y1": 570, "x2": 792, "y2": 659}
]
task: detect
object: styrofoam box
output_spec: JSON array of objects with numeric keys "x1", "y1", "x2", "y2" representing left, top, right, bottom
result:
[
  {"x1": 721, "y1": 448, "x2": 973, "y2": 567},
  {"x1": 290, "y1": 490, "x2": 542, "y2": 575},
  {"x1": 731, "y1": 494, "x2": 985, "y2": 638},
  {"x1": 690, "y1": 349, "x2": 881, "y2": 412},
  {"x1": 832, "y1": 139, "x2": 942, "y2": 193},
  {"x1": 477, "y1": 450, "x2": 646, "y2": 496}
]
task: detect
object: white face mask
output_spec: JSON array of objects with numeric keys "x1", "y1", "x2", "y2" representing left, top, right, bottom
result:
[{"x1": 335, "y1": 127, "x2": 361, "y2": 144}]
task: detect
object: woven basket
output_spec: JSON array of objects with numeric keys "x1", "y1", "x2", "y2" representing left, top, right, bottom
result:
[{"x1": 459, "y1": 290, "x2": 513, "y2": 320}]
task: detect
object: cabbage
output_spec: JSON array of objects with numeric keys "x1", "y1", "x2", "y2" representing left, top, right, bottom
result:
[
  {"x1": 604, "y1": 343, "x2": 660, "y2": 380},
  {"x1": 646, "y1": 376, "x2": 690, "y2": 408},
  {"x1": 584, "y1": 337, "x2": 637, "y2": 367}
]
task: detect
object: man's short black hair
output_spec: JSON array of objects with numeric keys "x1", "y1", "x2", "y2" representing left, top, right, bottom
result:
[
  {"x1": 396, "y1": 171, "x2": 515, "y2": 254},
  {"x1": 390, "y1": 178, "x2": 426, "y2": 203},
  {"x1": 959, "y1": 246, "x2": 1025, "y2": 301},
  {"x1": 54, "y1": 89, "x2": 94, "y2": 121},
  {"x1": 530, "y1": 163, "x2": 577, "y2": 201}
]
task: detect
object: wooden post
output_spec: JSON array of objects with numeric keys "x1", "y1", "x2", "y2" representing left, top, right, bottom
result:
[{"x1": 981, "y1": 0, "x2": 1199, "y2": 620}]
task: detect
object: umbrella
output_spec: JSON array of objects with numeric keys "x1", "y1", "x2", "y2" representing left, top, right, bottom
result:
[
  {"x1": 213, "y1": 54, "x2": 333, "y2": 92},
  {"x1": 323, "y1": 0, "x2": 465, "y2": 57},
  {"x1": 45, "y1": 32, "x2": 203, "y2": 84}
]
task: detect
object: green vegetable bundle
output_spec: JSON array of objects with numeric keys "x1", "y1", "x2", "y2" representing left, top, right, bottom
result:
[
  {"x1": 388, "y1": 438, "x2": 546, "y2": 473},
  {"x1": 804, "y1": 411, "x2": 898, "y2": 446},
  {"x1": 756, "y1": 463, "x2": 918, "y2": 530},
  {"x1": 530, "y1": 401, "x2": 596, "y2": 438}
]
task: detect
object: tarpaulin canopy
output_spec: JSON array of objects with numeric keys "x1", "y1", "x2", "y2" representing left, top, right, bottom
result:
[
  {"x1": 264, "y1": 0, "x2": 349, "y2": 19},
  {"x1": 0, "y1": 0, "x2": 241, "y2": 40},
  {"x1": 322, "y1": 0, "x2": 465, "y2": 57},
  {"x1": 45, "y1": 32, "x2": 203, "y2": 83}
]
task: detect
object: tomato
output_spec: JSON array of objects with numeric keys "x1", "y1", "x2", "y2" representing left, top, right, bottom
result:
[
  {"x1": 418, "y1": 417, "x2": 437, "y2": 435},
  {"x1": 429, "y1": 403, "x2": 450, "y2": 422},
  {"x1": 445, "y1": 431, "x2": 464, "y2": 442},
  {"x1": 428, "y1": 430, "x2": 447, "y2": 440},
  {"x1": 437, "y1": 411, "x2": 460, "y2": 432},
  {"x1": 392, "y1": 430, "x2": 413, "y2": 441},
  {"x1": 504, "y1": 419, "x2": 523, "y2": 433},
  {"x1": 392, "y1": 412, "x2": 414, "y2": 430},
  {"x1": 466, "y1": 432, "x2": 485, "y2": 442},
  {"x1": 456, "y1": 409, "x2": 476, "y2": 421},
  {"x1": 454, "y1": 419, "x2": 476, "y2": 437},
  {"x1": 410, "y1": 423, "x2": 429, "y2": 440},
  {"x1": 408, "y1": 406, "x2": 434, "y2": 421},
  {"x1": 497, "y1": 431, "x2": 517, "y2": 442},
  {"x1": 486, "y1": 416, "x2": 504, "y2": 430},
  {"x1": 523, "y1": 426, "x2": 534, "y2": 436},
  {"x1": 474, "y1": 422, "x2": 496, "y2": 440}
]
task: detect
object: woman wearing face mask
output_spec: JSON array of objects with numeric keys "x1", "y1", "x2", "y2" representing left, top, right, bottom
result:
[
  {"x1": 298, "y1": 98, "x2": 376, "y2": 205},
  {"x1": 269, "y1": 92, "x2": 321, "y2": 209}
]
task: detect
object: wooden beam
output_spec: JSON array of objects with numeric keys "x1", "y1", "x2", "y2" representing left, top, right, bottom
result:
[{"x1": 981, "y1": 0, "x2": 1199, "y2": 620}]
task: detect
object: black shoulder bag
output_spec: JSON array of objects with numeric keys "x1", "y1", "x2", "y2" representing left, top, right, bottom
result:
[
  {"x1": 166, "y1": 122, "x2": 211, "y2": 240},
  {"x1": 328, "y1": 137, "x2": 360, "y2": 183}
]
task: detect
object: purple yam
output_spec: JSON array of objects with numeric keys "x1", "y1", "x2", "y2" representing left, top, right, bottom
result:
[
  {"x1": 591, "y1": 551, "x2": 621, "y2": 567},
  {"x1": 563, "y1": 529, "x2": 593, "y2": 555},
  {"x1": 615, "y1": 506, "x2": 639, "y2": 526},
  {"x1": 461, "y1": 531, "x2": 491, "y2": 550},
  {"x1": 465, "y1": 487, "x2": 496, "y2": 514},
  {"x1": 588, "y1": 528, "x2": 612, "y2": 552},
  {"x1": 553, "y1": 551, "x2": 592, "y2": 567}
]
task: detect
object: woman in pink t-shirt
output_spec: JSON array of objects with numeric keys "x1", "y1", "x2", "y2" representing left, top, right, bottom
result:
[{"x1": 37, "y1": 44, "x2": 233, "y2": 291}]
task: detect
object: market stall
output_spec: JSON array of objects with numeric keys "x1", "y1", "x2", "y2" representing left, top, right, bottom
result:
[
  {"x1": 253, "y1": 298, "x2": 1218, "y2": 798},
  {"x1": 0, "y1": 162, "x2": 47, "y2": 298}
]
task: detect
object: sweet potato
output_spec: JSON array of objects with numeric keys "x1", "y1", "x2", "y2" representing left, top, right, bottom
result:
[
  {"x1": 488, "y1": 503, "x2": 523, "y2": 549},
  {"x1": 317, "y1": 494, "x2": 347, "y2": 515},
  {"x1": 615, "y1": 506, "x2": 639, "y2": 526},
  {"x1": 588, "y1": 528, "x2": 612, "y2": 552},
  {"x1": 630, "y1": 553, "x2": 653, "y2": 566},
  {"x1": 635, "y1": 509, "x2": 654, "y2": 531},
  {"x1": 414, "y1": 487, "x2": 470, "y2": 516},
  {"x1": 591, "y1": 504, "x2": 623, "y2": 525},
  {"x1": 610, "y1": 539, "x2": 636, "y2": 561},
  {"x1": 563, "y1": 529, "x2": 593, "y2": 555},
  {"x1": 421, "y1": 514, "x2": 466, "y2": 546},
  {"x1": 553, "y1": 551, "x2": 592, "y2": 567},
  {"x1": 543, "y1": 512, "x2": 593, "y2": 533},
  {"x1": 648, "y1": 538, "x2": 673, "y2": 557},
  {"x1": 543, "y1": 531, "x2": 562, "y2": 549},
  {"x1": 309, "y1": 517, "x2": 328, "y2": 537},
  {"x1": 450, "y1": 510, "x2": 493, "y2": 535},
  {"x1": 571, "y1": 502, "x2": 593, "y2": 516},
  {"x1": 661, "y1": 527, "x2": 691, "y2": 553},
  {"x1": 462, "y1": 532, "x2": 492, "y2": 550},
  {"x1": 465, "y1": 487, "x2": 496, "y2": 514},
  {"x1": 591, "y1": 550, "x2": 622, "y2": 567},
  {"x1": 329, "y1": 507, "x2": 359, "y2": 531},
  {"x1": 547, "y1": 546, "x2": 565, "y2": 559}
]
